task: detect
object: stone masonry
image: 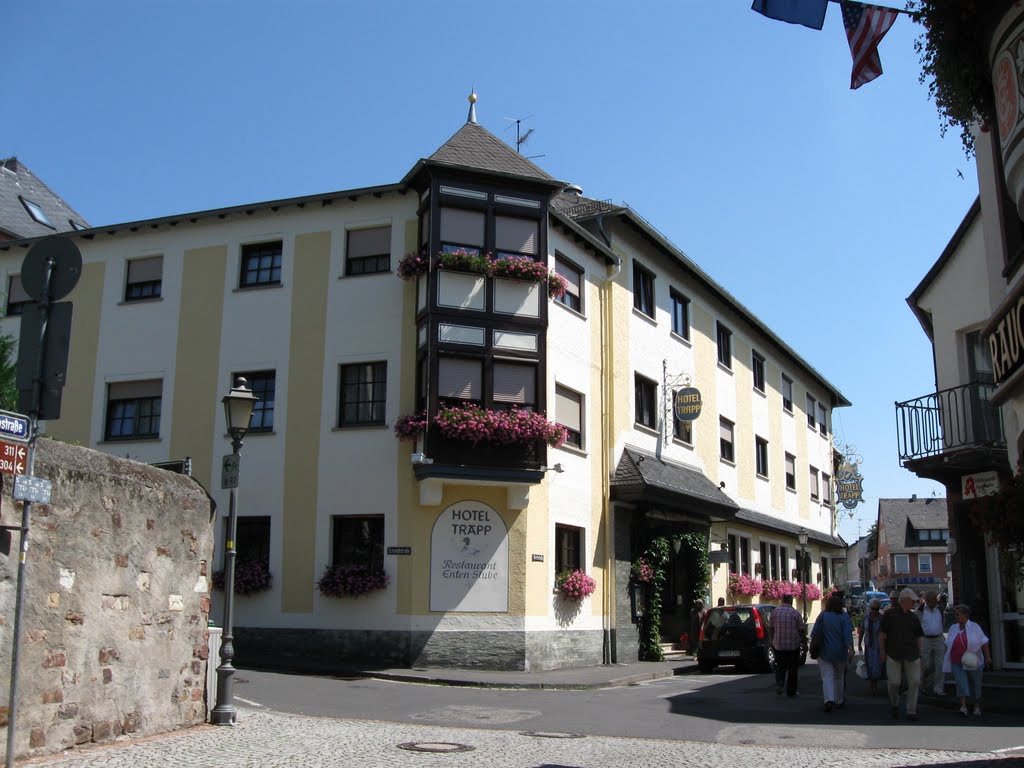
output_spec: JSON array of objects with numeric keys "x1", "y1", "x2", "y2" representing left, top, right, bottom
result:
[{"x1": 0, "y1": 438, "x2": 215, "y2": 761}]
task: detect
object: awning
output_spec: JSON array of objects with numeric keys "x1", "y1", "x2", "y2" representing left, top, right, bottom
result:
[{"x1": 610, "y1": 446, "x2": 738, "y2": 518}]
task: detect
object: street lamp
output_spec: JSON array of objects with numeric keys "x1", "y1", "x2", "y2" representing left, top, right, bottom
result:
[
  {"x1": 798, "y1": 527, "x2": 809, "y2": 622},
  {"x1": 210, "y1": 377, "x2": 257, "y2": 726}
]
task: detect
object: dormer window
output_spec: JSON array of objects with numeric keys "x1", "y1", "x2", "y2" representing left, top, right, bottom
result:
[{"x1": 19, "y1": 196, "x2": 54, "y2": 229}]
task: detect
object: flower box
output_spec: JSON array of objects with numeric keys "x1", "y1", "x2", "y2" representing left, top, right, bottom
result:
[
  {"x1": 211, "y1": 559, "x2": 272, "y2": 595},
  {"x1": 317, "y1": 564, "x2": 389, "y2": 598},
  {"x1": 556, "y1": 568, "x2": 596, "y2": 601}
]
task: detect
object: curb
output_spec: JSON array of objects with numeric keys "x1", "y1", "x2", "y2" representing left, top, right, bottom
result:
[{"x1": 361, "y1": 665, "x2": 690, "y2": 691}]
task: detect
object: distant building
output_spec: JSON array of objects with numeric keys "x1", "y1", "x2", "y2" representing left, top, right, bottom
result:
[{"x1": 874, "y1": 497, "x2": 949, "y2": 598}]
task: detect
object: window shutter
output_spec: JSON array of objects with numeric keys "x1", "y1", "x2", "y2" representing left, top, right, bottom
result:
[
  {"x1": 7, "y1": 275, "x2": 29, "y2": 304},
  {"x1": 495, "y1": 216, "x2": 537, "y2": 254},
  {"x1": 127, "y1": 256, "x2": 163, "y2": 283},
  {"x1": 555, "y1": 387, "x2": 581, "y2": 431},
  {"x1": 493, "y1": 362, "x2": 535, "y2": 404},
  {"x1": 109, "y1": 379, "x2": 162, "y2": 400},
  {"x1": 555, "y1": 259, "x2": 580, "y2": 298},
  {"x1": 347, "y1": 226, "x2": 391, "y2": 257},
  {"x1": 440, "y1": 208, "x2": 485, "y2": 247},
  {"x1": 438, "y1": 358, "x2": 482, "y2": 400}
]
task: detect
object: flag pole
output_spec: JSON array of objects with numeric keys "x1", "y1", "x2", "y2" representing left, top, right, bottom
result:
[{"x1": 828, "y1": 0, "x2": 912, "y2": 16}]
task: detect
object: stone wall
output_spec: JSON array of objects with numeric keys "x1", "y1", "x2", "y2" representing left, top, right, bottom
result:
[{"x1": 0, "y1": 439, "x2": 215, "y2": 761}]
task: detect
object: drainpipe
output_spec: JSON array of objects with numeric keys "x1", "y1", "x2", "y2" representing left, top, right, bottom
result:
[{"x1": 600, "y1": 252, "x2": 622, "y2": 664}]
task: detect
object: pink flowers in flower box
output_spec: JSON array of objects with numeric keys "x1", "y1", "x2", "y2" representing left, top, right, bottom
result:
[
  {"x1": 317, "y1": 564, "x2": 389, "y2": 598},
  {"x1": 760, "y1": 579, "x2": 822, "y2": 601},
  {"x1": 395, "y1": 250, "x2": 567, "y2": 300},
  {"x1": 728, "y1": 572, "x2": 763, "y2": 596},
  {"x1": 556, "y1": 568, "x2": 596, "y2": 601}
]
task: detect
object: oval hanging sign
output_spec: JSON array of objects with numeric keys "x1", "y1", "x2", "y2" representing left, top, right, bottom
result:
[{"x1": 673, "y1": 387, "x2": 702, "y2": 422}]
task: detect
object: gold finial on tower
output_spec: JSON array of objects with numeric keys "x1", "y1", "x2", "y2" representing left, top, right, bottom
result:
[{"x1": 467, "y1": 88, "x2": 478, "y2": 124}]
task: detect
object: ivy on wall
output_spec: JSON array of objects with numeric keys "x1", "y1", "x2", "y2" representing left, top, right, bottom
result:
[
  {"x1": 635, "y1": 531, "x2": 710, "y2": 662},
  {"x1": 636, "y1": 537, "x2": 670, "y2": 661}
]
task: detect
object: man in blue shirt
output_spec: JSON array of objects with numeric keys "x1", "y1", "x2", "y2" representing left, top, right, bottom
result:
[{"x1": 768, "y1": 594, "x2": 805, "y2": 697}]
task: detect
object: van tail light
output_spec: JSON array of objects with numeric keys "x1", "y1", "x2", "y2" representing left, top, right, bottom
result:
[{"x1": 753, "y1": 610, "x2": 765, "y2": 640}]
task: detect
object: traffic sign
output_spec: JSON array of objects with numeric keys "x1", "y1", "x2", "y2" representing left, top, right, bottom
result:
[
  {"x1": 0, "y1": 410, "x2": 30, "y2": 443},
  {"x1": 0, "y1": 440, "x2": 27, "y2": 475},
  {"x1": 221, "y1": 453, "x2": 239, "y2": 490},
  {"x1": 14, "y1": 475, "x2": 51, "y2": 504}
]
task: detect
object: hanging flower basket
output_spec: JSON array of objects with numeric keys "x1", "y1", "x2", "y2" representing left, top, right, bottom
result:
[
  {"x1": 393, "y1": 411, "x2": 429, "y2": 441},
  {"x1": 317, "y1": 564, "x2": 389, "y2": 598},
  {"x1": 396, "y1": 251, "x2": 430, "y2": 280},
  {"x1": 211, "y1": 560, "x2": 272, "y2": 595},
  {"x1": 556, "y1": 568, "x2": 596, "y2": 601},
  {"x1": 630, "y1": 557, "x2": 655, "y2": 584}
]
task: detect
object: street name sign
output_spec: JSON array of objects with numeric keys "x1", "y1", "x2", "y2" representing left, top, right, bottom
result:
[
  {"x1": 14, "y1": 475, "x2": 51, "y2": 504},
  {"x1": 0, "y1": 410, "x2": 30, "y2": 443},
  {"x1": 0, "y1": 439, "x2": 27, "y2": 475},
  {"x1": 221, "y1": 454, "x2": 239, "y2": 490}
]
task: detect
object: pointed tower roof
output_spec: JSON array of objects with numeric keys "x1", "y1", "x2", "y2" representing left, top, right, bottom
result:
[{"x1": 403, "y1": 93, "x2": 564, "y2": 189}]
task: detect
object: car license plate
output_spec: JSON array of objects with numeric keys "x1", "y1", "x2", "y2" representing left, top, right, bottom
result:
[{"x1": 719, "y1": 650, "x2": 740, "y2": 657}]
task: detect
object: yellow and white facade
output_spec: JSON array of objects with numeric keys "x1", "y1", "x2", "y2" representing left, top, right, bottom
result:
[{"x1": 0, "y1": 109, "x2": 848, "y2": 670}]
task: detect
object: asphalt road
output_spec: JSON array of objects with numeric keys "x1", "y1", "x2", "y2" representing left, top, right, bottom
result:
[{"x1": 233, "y1": 664, "x2": 1024, "y2": 755}]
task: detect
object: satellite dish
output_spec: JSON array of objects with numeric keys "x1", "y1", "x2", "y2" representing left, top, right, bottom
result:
[{"x1": 20, "y1": 236, "x2": 82, "y2": 302}]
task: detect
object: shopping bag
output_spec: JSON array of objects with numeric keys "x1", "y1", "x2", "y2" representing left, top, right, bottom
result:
[{"x1": 856, "y1": 658, "x2": 868, "y2": 680}]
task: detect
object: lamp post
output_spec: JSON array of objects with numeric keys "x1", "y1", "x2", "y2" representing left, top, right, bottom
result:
[
  {"x1": 798, "y1": 527, "x2": 809, "y2": 622},
  {"x1": 210, "y1": 377, "x2": 257, "y2": 726}
]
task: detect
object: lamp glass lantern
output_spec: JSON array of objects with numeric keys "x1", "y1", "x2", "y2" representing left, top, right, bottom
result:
[{"x1": 223, "y1": 377, "x2": 257, "y2": 439}]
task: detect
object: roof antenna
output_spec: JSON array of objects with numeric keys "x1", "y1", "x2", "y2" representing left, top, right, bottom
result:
[
  {"x1": 467, "y1": 88, "x2": 478, "y2": 124},
  {"x1": 504, "y1": 114, "x2": 535, "y2": 154}
]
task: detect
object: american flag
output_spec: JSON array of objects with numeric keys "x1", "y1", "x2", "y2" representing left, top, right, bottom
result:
[{"x1": 840, "y1": 1, "x2": 899, "y2": 89}]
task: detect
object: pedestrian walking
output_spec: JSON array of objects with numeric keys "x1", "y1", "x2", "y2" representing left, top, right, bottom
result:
[
  {"x1": 880, "y1": 587, "x2": 925, "y2": 721},
  {"x1": 857, "y1": 597, "x2": 884, "y2": 694},
  {"x1": 811, "y1": 594, "x2": 854, "y2": 712},
  {"x1": 768, "y1": 594, "x2": 804, "y2": 698},
  {"x1": 918, "y1": 590, "x2": 946, "y2": 696},
  {"x1": 688, "y1": 599, "x2": 705, "y2": 656},
  {"x1": 943, "y1": 604, "x2": 992, "y2": 718}
]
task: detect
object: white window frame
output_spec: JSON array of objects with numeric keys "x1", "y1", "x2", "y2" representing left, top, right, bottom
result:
[
  {"x1": 893, "y1": 554, "x2": 910, "y2": 574},
  {"x1": 918, "y1": 553, "x2": 933, "y2": 573}
]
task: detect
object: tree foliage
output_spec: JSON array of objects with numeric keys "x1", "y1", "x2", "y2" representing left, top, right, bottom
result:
[{"x1": 0, "y1": 334, "x2": 17, "y2": 412}]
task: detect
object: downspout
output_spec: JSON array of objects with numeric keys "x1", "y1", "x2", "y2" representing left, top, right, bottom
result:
[{"x1": 601, "y1": 249, "x2": 622, "y2": 664}]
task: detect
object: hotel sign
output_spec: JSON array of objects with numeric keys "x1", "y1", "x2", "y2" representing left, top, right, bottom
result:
[
  {"x1": 673, "y1": 387, "x2": 702, "y2": 421},
  {"x1": 430, "y1": 500, "x2": 508, "y2": 613},
  {"x1": 836, "y1": 455, "x2": 864, "y2": 510}
]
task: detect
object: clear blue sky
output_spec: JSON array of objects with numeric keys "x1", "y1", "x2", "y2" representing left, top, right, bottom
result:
[{"x1": 5, "y1": 1, "x2": 976, "y2": 543}]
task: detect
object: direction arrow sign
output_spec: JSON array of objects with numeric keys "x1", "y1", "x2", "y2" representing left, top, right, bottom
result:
[
  {"x1": 221, "y1": 453, "x2": 239, "y2": 490},
  {"x1": 0, "y1": 439, "x2": 27, "y2": 475},
  {"x1": 0, "y1": 409, "x2": 30, "y2": 443}
]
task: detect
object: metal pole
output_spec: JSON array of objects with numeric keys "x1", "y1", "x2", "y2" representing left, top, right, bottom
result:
[
  {"x1": 801, "y1": 547, "x2": 808, "y2": 622},
  {"x1": 210, "y1": 434, "x2": 242, "y2": 726},
  {"x1": 5, "y1": 257, "x2": 52, "y2": 767}
]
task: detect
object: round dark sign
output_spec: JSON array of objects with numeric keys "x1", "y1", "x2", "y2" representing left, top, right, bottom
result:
[
  {"x1": 673, "y1": 387, "x2": 702, "y2": 422},
  {"x1": 21, "y1": 236, "x2": 82, "y2": 302}
]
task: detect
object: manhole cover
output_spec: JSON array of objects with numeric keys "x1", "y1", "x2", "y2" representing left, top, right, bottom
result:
[
  {"x1": 397, "y1": 742, "x2": 475, "y2": 753},
  {"x1": 521, "y1": 731, "x2": 586, "y2": 739}
]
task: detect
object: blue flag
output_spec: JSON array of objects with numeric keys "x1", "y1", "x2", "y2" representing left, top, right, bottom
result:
[{"x1": 752, "y1": 0, "x2": 829, "y2": 30}]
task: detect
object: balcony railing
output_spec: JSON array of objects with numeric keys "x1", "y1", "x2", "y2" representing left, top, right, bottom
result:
[{"x1": 895, "y1": 381, "x2": 1004, "y2": 465}]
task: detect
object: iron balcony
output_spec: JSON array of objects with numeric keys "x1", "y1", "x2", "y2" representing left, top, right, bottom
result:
[{"x1": 895, "y1": 381, "x2": 1005, "y2": 473}]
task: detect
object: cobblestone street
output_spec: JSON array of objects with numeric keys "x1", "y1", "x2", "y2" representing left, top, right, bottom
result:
[{"x1": 17, "y1": 709, "x2": 1024, "y2": 768}]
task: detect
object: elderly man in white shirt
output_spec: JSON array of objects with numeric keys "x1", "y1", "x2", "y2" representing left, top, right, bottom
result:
[{"x1": 918, "y1": 590, "x2": 946, "y2": 696}]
